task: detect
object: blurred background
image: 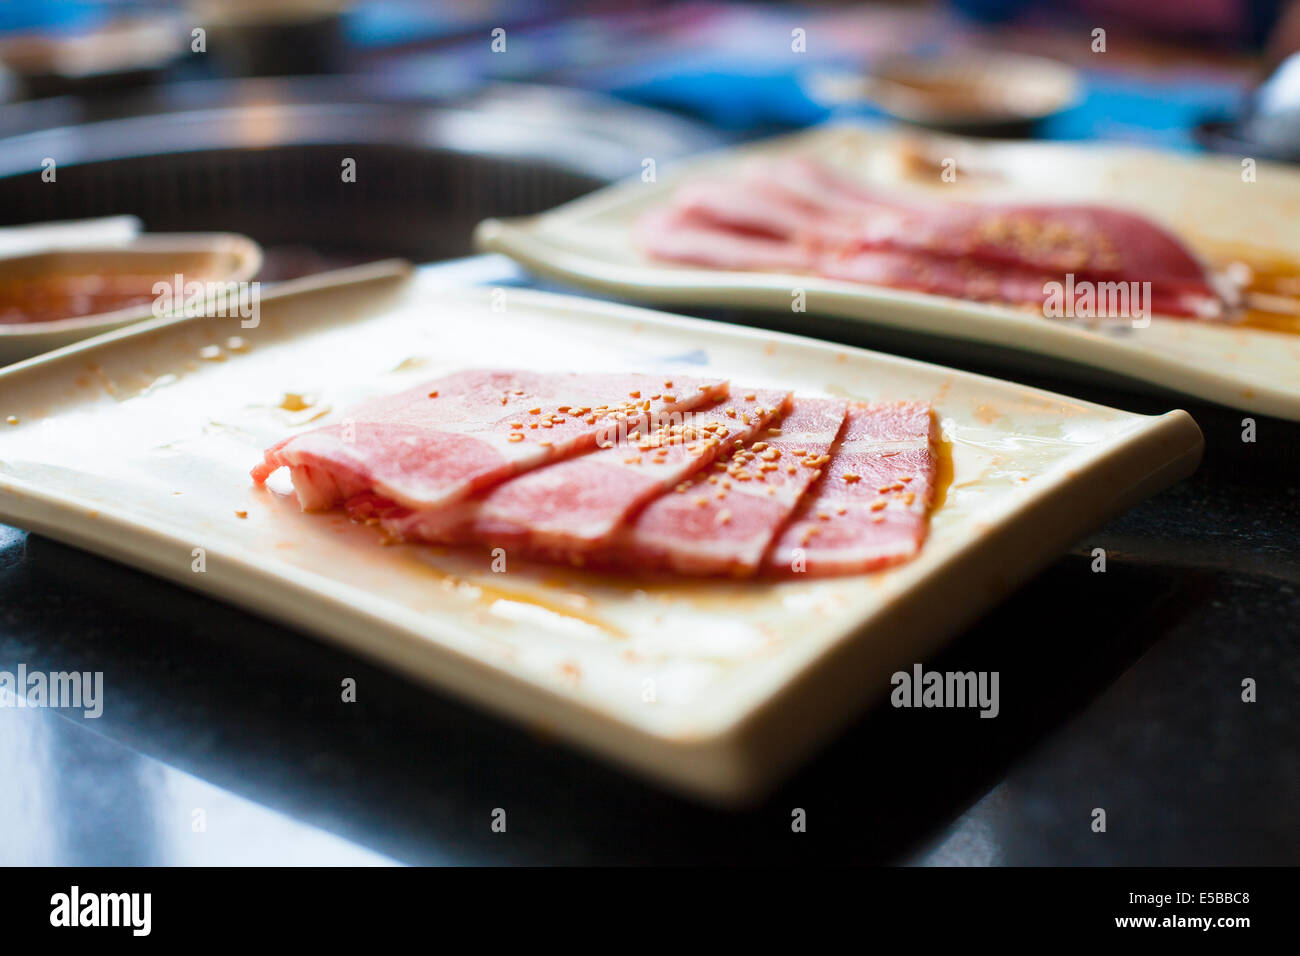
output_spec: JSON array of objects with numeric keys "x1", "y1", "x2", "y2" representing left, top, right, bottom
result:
[{"x1": 0, "y1": 0, "x2": 1297, "y2": 279}]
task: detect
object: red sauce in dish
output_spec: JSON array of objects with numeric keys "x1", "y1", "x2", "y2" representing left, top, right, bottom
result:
[{"x1": 0, "y1": 274, "x2": 167, "y2": 325}]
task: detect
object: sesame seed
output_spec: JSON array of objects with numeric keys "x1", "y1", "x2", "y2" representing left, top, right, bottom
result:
[
  {"x1": 508, "y1": 433, "x2": 524, "y2": 443},
  {"x1": 427, "y1": 390, "x2": 439, "y2": 398}
]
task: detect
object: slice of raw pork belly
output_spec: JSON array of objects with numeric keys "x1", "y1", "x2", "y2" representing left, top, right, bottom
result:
[
  {"x1": 643, "y1": 156, "x2": 1228, "y2": 318},
  {"x1": 609, "y1": 397, "x2": 848, "y2": 576},
  {"x1": 367, "y1": 388, "x2": 792, "y2": 564},
  {"x1": 638, "y1": 206, "x2": 816, "y2": 273},
  {"x1": 251, "y1": 369, "x2": 727, "y2": 511},
  {"x1": 765, "y1": 401, "x2": 937, "y2": 577}
]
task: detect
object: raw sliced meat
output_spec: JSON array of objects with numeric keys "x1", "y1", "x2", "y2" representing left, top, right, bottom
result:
[
  {"x1": 641, "y1": 157, "x2": 1230, "y2": 319},
  {"x1": 741, "y1": 157, "x2": 1217, "y2": 289},
  {"x1": 764, "y1": 401, "x2": 938, "y2": 576},
  {"x1": 608, "y1": 397, "x2": 849, "y2": 576},
  {"x1": 360, "y1": 387, "x2": 793, "y2": 564},
  {"x1": 639, "y1": 207, "x2": 816, "y2": 273},
  {"x1": 251, "y1": 369, "x2": 728, "y2": 511},
  {"x1": 818, "y1": 248, "x2": 1218, "y2": 319}
]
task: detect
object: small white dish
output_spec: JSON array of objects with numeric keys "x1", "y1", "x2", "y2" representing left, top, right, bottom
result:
[{"x1": 0, "y1": 232, "x2": 262, "y2": 365}]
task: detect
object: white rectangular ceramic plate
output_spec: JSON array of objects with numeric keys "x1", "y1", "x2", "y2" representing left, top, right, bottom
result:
[
  {"x1": 0, "y1": 261, "x2": 1203, "y2": 803},
  {"x1": 475, "y1": 123, "x2": 1300, "y2": 421}
]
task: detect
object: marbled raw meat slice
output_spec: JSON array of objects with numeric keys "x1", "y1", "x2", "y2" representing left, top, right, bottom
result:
[
  {"x1": 251, "y1": 369, "x2": 727, "y2": 511},
  {"x1": 364, "y1": 388, "x2": 792, "y2": 563},
  {"x1": 642, "y1": 157, "x2": 1229, "y2": 318},
  {"x1": 817, "y1": 248, "x2": 1216, "y2": 318},
  {"x1": 608, "y1": 397, "x2": 848, "y2": 576},
  {"x1": 744, "y1": 157, "x2": 1219, "y2": 293},
  {"x1": 638, "y1": 207, "x2": 816, "y2": 273},
  {"x1": 764, "y1": 401, "x2": 938, "y2": 576}
]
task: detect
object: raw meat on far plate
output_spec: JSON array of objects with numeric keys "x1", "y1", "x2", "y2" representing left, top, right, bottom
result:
[
  {"x1": 640, "y1": 156, "x2": 1230, "y2": 319},
  {"x1": 251, "y1": 369, "x2": 728, "y2": 511},
  {"x1": 765, "y1": 401, "x2": 938, "y2": 576}
]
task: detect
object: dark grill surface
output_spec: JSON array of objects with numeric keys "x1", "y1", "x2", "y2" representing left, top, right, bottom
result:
[{"x1": 0, "y1": 145, "x2": 604, "y2": 262}]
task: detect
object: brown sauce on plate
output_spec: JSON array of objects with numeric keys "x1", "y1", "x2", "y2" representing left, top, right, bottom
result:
[{"x1": 1222, "y1": 255, "x2": 1300, "y2": 335}]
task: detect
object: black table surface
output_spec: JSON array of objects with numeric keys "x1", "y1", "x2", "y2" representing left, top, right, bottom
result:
[{"x1": 1, "y1": 255, "x2": 1296, "y2": 866}]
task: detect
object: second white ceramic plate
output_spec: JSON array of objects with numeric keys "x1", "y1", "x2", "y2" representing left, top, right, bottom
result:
[{"x1": 476, "y1": 124, "x2": 1300, "y2": 421}]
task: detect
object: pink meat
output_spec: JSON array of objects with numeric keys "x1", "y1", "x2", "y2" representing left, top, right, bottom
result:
[
  {"x1": 251, "y1": 369, "x2": 728, "y2": 511},
  {"x1": 764, "y1": 401, "x2": 938, "y2": 577},
  {"x1": 818, "y1": 247, "x2": 1218, "y2": 318},
  {"x1": 641, "y1": 157, "x2": 1228, "y2": 319},
  {"x1": 607, "y1": 397, "x2": 848, "y2": 576},
  {"x1": 639, "y1": 207, "x2": 816, "y2": 273},
  {"x1": 359, "y1": 388, "x2": 792, "y2": 564},
  {"x1": 743, "y1": 158, "x2": 1215, "y2": 287}
]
